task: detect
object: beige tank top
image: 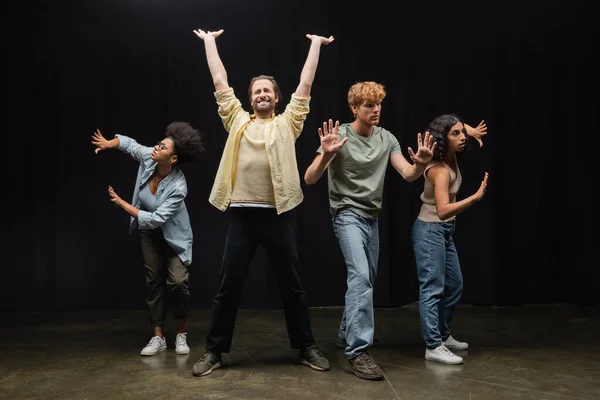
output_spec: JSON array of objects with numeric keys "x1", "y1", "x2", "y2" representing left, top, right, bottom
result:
[{"x1": 417, "y1": 159, "x2": 462, "y2": 222}]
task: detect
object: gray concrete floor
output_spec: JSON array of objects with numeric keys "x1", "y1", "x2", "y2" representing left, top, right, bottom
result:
[{"x1": 1, "y1": 304, "x2": 598, "y2": 399}]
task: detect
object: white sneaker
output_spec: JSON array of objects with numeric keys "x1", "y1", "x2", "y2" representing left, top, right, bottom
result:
[
  {"x1": 425, "y1": 345, "x2": 464, "y2": 364},
  {"x1": 443, "y1": 335, "x2": 469, "y2": 350},
  {"x1": 175, "y1": 332, "x2": 190, "y2": 355},
  {"x1": 140, "y1": 336, "x2": 167, "y2": 356}
]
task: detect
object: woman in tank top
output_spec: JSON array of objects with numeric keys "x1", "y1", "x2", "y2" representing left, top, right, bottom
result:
[
  {"x1": 411, "y1": 114, "x2": 489, "y2": 365},
  {"x1": 91, "y1": 122, "x2": 204, "y2": 357}
]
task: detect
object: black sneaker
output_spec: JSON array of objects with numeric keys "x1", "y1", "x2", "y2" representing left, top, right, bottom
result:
[
  {"x1": 299, "y1": 345, "x2": 331, "y2": 371},
  {"x1": 345, "y1": 352, "x2": 384, "y2": 380},
  {"x1": 192, "y1": 350, "x2": 222, "y2": 376},
  {"x1": 336, "y1": 337, "x2": 380, "y2": 349}
]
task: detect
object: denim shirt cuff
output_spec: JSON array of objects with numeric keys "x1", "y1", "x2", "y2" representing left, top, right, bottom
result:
[
  {"x1": 115, "y1": 134, "x2": 131, "y2": 151},
  {"x1": 137, "y1": 210, "x2": 152, "y2": 229}
]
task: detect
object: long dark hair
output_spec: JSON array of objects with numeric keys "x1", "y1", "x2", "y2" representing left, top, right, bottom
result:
[{"x1": 425, "y1": 114, "x2": 471, "y2": 161}]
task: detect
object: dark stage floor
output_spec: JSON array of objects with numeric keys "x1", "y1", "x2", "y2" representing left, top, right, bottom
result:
[{"x1": 1, "y1": 304, "x2": 598, "y2": 399}]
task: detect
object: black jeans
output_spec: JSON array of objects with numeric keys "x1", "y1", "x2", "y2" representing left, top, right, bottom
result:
[
  {"x1": 140, "y1": 228, "x2": 190, "y2": 327},
  {"x1": 205, "y1": 207, "x2": 315, "y2": 353}
]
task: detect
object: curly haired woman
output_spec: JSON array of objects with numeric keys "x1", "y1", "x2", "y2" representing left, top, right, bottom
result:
[{"x1": 92, "y1": 122, "x2": 204, "y2": 356}]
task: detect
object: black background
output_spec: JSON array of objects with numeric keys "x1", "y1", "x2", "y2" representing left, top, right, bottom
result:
[{"x1": 3, "y1": 0, "x2": 598, "y2": 312}]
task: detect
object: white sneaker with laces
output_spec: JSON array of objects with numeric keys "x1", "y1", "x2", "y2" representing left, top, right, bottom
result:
[
  {"x1": 141, "y1": 336, "x2": 167, "y2": 356},
  {"x1": 425, "y1": 345, "x2": 464, "y2": 364},
  {"x1": 443, "y1": 335, "x2": 469, "y2": 350},
  {"x1": 175, "y1": 332, "x2": 190, "y2": 355}
]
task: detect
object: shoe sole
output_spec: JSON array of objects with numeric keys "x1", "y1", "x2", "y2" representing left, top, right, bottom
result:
[
  {"x1": 300, "y1": 359, "x2": 330, "y2": 371},
  {"x1": 140, "y1": 346, "x2": 167, "y2": 356},
  {"x1": 425, "y1": 354, "x2": 464, "y2": 365},
  {"x1": 344, "y1": 365, "x2": 384, "y2": 381},
  {"x1": 193, "y1": 361, "x2": 222, "y2": 376},
  {"x1": 344, "y1": 364, "x2": 384, "y2": 380},
  {"x1": 176, "y1": 348, "x2": 190, "y2": 355},
  {"x1": 444, "y1": 344, "x2": 469, "y2": 351}
]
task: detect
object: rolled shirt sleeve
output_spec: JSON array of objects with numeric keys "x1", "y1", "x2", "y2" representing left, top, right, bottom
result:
[{"x1": 137, "y1": 188, "x2": 186, "y2": 230}]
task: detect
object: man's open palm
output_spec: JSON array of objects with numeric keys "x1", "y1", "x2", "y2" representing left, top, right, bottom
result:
[{"x1": 319, "y1": 119, "x2": 348, "y2": 154}]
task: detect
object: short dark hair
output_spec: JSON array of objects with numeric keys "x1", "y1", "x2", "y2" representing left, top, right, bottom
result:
[
  {"x1": 165, "y1": 121, "x2": 204, "y2": 165},
  {"x1": 425, "y1": 114, "x2": 472, "y2": 161}
]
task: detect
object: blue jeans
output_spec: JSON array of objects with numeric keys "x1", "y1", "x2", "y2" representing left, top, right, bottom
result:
[
  {"x1": 332, "y1": 209, "x2": 379, "y2": 359},
  {"x1": 411, "y1": 218, "x2": 463, "y2": 349}
]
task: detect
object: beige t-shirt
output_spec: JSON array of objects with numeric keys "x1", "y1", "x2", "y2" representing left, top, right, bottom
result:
[
  {"x1": 417, "y1": 159, "x2": 462, "y2": 222},
  {"x1": 230, "y1": 118, "x2": 276, "y2": 206}
]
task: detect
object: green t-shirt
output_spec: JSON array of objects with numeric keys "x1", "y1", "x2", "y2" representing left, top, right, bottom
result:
[{"x1": 317, "y1": 123, "x2": 401, "y2": 219}]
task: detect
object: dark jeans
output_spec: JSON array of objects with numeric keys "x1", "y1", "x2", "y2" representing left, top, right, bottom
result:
[
  {"x1": 205, "y1": 207, "x2": 315, "y2": 353},
  {"x1": 140, "y1": 228, "x2": 190, "y2": 327}
]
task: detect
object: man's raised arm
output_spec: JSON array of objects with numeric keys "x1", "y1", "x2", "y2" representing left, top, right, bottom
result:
[
  {"x1": 293, "y1": 34, "x2": 334, "y2": 98},
  {"x1": 193, "y1": 28, "x2": 230, "y2": 91}
]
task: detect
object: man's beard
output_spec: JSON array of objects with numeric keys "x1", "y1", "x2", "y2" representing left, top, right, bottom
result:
[{"x1": 253, "y1": 98, "x2": 275, "y2": 113}]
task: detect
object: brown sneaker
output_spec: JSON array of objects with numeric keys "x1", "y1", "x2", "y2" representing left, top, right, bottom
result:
[{"x1": 345, "y1": 352, "x2": 384, "y2": 380}]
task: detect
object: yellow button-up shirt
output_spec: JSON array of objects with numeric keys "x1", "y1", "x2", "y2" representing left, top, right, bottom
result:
[{"x1": 209, "y1": 88, "x2": 310, "y2": 214}]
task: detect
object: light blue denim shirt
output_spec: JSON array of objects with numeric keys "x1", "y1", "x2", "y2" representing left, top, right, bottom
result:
[{"x1": 116, "y1": 134, "x2": 193, "y2": 266}]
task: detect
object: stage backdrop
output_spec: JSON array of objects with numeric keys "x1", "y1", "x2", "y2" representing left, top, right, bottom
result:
[{"x1": 3, "y1": 0, "x2": 598, "y2": 311}]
